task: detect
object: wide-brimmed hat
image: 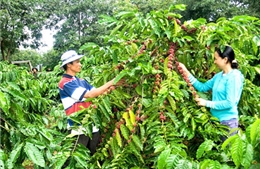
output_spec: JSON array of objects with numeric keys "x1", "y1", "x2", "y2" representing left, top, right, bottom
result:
[{"x1": 60, "y1": 50, "x2": 84, "y2": 68}]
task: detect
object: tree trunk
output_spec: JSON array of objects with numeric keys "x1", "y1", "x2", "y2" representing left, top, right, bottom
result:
[{"x1": 0, "y1": 40, "x2": 6, "y2": 61}]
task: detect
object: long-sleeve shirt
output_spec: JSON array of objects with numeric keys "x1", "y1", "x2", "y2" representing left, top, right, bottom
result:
[{"x1": 189, "y1": 69, "x2": 244, "y2": 121}]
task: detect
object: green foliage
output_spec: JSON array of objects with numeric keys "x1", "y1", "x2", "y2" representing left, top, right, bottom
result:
[
  {"x1": 221, "y1": 119, "x2": 260, "y2": 169},
  {"x1": 6, "y1": 142, "x2": 24, "y2": 169},
  {"x1": 239, "y1": 80, "x2": 260, "y2": 116},
  {"x1": 77, "y1": 7, "x2": 260, "y2": 168},
  {"x1": 0, "y1": 62, "x2": 70, "y2": 167},
  {"x1": 200, "y1": 159, "x2": 223, "y2": 169},
  {"x1": 196, "y1": 140, "x2": 215, "y2": 159},
  {"x1": 0, "y1": 149, "x2": 7, "y2": 169},
  {"x1": 1, "y1": 4, "x2": 260, "y2": 169},
  {"x1": 10, "y1": 49, "x2": 42, "y2": 68},
  {"x1": 157, "y1": 148, "x2": 171, "y2": 169},
  {"x1": 41, "y1": 49, "x2": 61, "y2": 70},
  {"x1": 0, "y1": 0, "x2": 54, "y2": 61},
  {"x1": 176, "y1": 0, "x2": 260, "y2": 22},
  {"x1": 24, "y1": 142, "x2": 45, "y2": 167},
  {"x1": 51, "y1": 0, "x2": 115, "y2": 52},
  {"x1": 116, "y1": 0, "x2": 180, "y2": 14}
]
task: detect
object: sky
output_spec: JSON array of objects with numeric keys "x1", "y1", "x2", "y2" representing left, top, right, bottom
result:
[
  {"x1": 20, "y1": 20, "x2": 63, "y2": 54},
  {"x1": 19, "y1": 28, "x2": 55, "y2": 54},
  {"x1": 37, "y1": 29, "x2": 56, "y2": 53},
  {"x1": 38, "y1": 20, "x2": 65, "y2": 53}
]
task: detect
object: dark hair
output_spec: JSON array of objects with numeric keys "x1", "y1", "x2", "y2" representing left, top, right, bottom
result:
[
  {"x1": 215, "y1": 46, "x2": 238, "y2": 69},
  {"x1": 62, "y1": 61, "x2": 73, "y2": 71},
  {"x1": 62, "y1": 65, "x2": 67, "y2": 70},
  {"x1": 32, "y1": 67, "x2": 38, "y2": 71}
]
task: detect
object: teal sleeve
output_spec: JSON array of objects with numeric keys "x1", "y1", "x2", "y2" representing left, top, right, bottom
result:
[
  {"x1": 206, "y1": 73, "x2": 243, "y2": 110},
  {"x1": 188, "y1": 74, "x2": 215, "y2": 92}
]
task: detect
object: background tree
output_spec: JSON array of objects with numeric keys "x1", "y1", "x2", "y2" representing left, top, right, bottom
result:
[
  {"x1": 49, "y1": 0, "x2": 180, "y2": 66},
  {"x1": 0, "y1": 0, "x2": 54, "y2": 61},
  {"x1": 51, "y1": 0, "x2": 115, "y2": 52},
  {"x1": 50, "y1": 0, "x2": 260, "y2": 54},
  {"x1": 2, "y1": 0, "x2": 259, "y2": 66},
  {"x1": 41, "y1": 49, "x2": 60, "y2": 71},
  {"x1": 241, "y1": 0, "x2": 260, "y2": 17},
  {"x1": 10, "y1": 49, "x2": 42, "y2": 69},
  {"x1": 123, "y1": 0, "x2": 176, "y2": 14},
  {"x1": 176, "y1": 0, "x2": 260, "y2": 22}
]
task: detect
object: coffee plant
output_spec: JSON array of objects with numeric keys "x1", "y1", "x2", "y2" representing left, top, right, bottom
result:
[{"x1": 1, "y1": 5, "x2": 260, "y2": 169}]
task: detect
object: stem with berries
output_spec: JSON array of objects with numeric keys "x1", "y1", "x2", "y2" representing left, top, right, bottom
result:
[{"x1": 167, "y1": 43, "x2": 199, "y2": 99}]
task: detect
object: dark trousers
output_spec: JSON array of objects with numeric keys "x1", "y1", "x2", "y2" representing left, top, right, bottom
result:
[
  {"x1": 62, "y1": 131, "x2": 101, "y2": 168},
  {"x1": 77, "y1": 131, "x2": 101, "y2": 155}
]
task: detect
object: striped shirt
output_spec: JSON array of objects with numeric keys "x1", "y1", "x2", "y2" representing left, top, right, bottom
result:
[
  {"x1": 58, "y1": 74, "x2": 93, "y2": 116},
  {"x1": 59, "y1": 74, "x2": 99, "y2": 133}
]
